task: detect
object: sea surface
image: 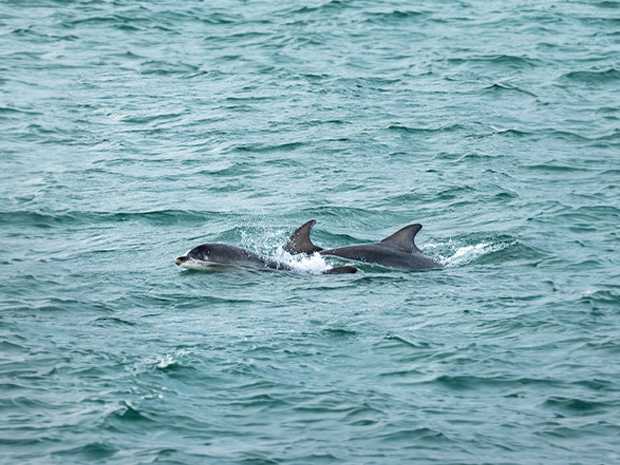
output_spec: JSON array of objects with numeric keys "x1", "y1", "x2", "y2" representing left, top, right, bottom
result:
[{"x1": 1, "y1": 1, "x2": 619, "y2": 464}]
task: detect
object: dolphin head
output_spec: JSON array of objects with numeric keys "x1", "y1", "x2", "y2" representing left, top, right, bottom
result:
[
  {"x1": 175, "y1": 243, "x2": 252, "y2": 269},
  {"x1": 176, "y1": 244, "x2": 217, "y2": 269}
]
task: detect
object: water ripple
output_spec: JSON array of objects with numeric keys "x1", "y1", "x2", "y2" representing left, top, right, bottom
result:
[{"x1": 1, "y1": 1, "x2": 619, "y2": 464}]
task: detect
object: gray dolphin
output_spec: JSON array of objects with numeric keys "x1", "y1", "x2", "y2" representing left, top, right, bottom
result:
[
  {"x1": 284, "y1": 220, "x2": 443, "y2": 271},
  {"x1": 176, "y1": 243, "x2": 357, "y2": 274}
]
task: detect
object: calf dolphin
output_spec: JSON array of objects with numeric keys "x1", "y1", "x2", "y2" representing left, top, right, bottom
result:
[
  {"x1": 284, "y1": 220, "x2": 443, "y2": 271},
  {"x1": 176, "y1": 243, "x2": 357, "y2": 274}
]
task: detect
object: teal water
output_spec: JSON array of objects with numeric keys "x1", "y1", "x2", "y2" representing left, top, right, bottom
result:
[{"x1": 1, "y1": 1, "x2": 620, "y2": 464}]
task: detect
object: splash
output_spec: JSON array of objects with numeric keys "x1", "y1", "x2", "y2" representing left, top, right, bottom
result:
[
  {"x1": 239, "y1": 222, "x2": 333, "y2": 274},
  {"x1": 147, "y1": 349, "x2": 191, "y2": 370},
  {"x1": 426, "y1": 239, "x2": 510, "y2": 267},
  {"x1": 240, "y1": 225, "x2": 287, "y2": 257},
  {"x1": 155, "y1": 354, "x2": 177, "y2": 369},
  {"x1": 273, "y1": 247, "x2": 331, "y2": 274}
]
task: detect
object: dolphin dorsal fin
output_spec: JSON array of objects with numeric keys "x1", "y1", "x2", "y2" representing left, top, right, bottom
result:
[
  {"x1": 379, "y1": 224, "x2": 423, "y2": 253},
  {"x1": 284, "y1": 219, "x2": 324, "y2": 254}
]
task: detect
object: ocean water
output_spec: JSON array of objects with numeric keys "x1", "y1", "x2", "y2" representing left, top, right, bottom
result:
[{"x1": 1, "y1": 1, "x2": 619, "y2": 464}]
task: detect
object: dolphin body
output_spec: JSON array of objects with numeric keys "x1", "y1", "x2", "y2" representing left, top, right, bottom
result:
[
  {"x1": 176, "y1": 243, "x2": 357, "y2": 274},
  {"x1": 284, "y1": 220, "x2": 443, "y2": 271}
]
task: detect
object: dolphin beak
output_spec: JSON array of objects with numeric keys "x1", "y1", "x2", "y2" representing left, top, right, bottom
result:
[{"x1": 175, "y1": 256, "x2": 187, "y2": 266}]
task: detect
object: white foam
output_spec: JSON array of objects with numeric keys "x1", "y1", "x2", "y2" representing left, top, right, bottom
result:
[
  {"x1": 273, "y1": 247, "x2": 331, "y2": 274},
  {"x1": 240, "y1": 224, "x2": 334, "y2": 274},
  {"x1": 155, "y1": 354, "x2": 176, "y2": 369},
  {"x1": 147, "y1": 349, "x2": 190, "y2": 369},
  {"x1": 426, "y1": 239, "x2": 510, "y2": 267}
]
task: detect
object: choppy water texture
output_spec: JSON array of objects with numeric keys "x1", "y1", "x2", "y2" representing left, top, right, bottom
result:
[{"x1": 1, "y1": 1, "x2": 620, "y2": 464}]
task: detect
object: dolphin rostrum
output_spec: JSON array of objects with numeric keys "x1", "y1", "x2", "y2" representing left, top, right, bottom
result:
[
  {"x1": 176, "y1": 243, "x2": 357, "y2": 274},
  {"x1": 284, "y1": 220, "x2": 443, "y2": 271}
]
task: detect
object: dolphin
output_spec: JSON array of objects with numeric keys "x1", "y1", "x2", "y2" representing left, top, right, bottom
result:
[
  {"x1": 284, "y1": 220, "x2": 443, "y2": 271},
  {"x1": 176, "y1": 243, "x2": 357, "y2": 274}
]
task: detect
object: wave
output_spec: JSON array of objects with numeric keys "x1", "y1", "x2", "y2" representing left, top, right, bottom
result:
[
  {"x1": 108, "y1": 401, "x2": 156, "y2": 424},
  {"x1": 286, "y1": 0, "x2": 351, "y2": 15},
  {"x1": 543, "y1": 396, "x2": 610, "y2": 414},
  {"x1": 192, "y1": 161, "x2": 254, "y2": 177},
  {"x1": 199, "y1": 12, "x2": 238, "y2": 25},
  {"x1": 365, "y1": 9, "x2": 426, "y2": 23},
  {"x1": 466, "y1": 127, "x2": 533, "y2": 139},
  {"x1": 386, "y1": 123, "x2": 465, "y2": 134},
  {"x1": 376, "y1": 427, "x2": 451, "y2": 444},
  {"x1": 578, "y1": 289, "x2": 620, "y2": 307},
  {"x1": 0, "y1": 209, "x2": 231, "y2": 227},
  {"x1": 0, "y1": 105, "x2": 42, "y2": 117},
  {"x1": 62, "y1": 13, "x2": 154, "y2": 31},
  {"x1": 235, "y1": 141, "x2": 306, "y2": 153},
  {"x1": 118, "y1": 109, "x2": 188, "y2": 124},
  {"x1": 526, "y1": 205, "x2": 620, "y2": 229},
  {"x1": 594, "y1": 0, "x2": 620, "y2": 8},
  {"x1": 321, "y1": 327, "x2": 358, "y2": 338},
  {"x1": 52, "y1": 442, "x2": 118, "y2": 460},
  {"x1": 561, "y1": 68, "x2": 620, "y2": 84},
  {"x1": 469, "y1": 127, "x2": 620, "y2": 146},
  {"x1": 481, "y1": 82, "x2": 537, "y2": 97},
  {"x1": 448, "y1": 54, "x2": 542, "y2": 68},
  {"x1": 92, "y1": 317, "x2": 136, "y2": 327},
  {"x1": 140, "y1": 60, "x2": 200, "y2": 76},
  {"x1": 525, "y1": 163, "x2": 587, "y2": 173}
]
